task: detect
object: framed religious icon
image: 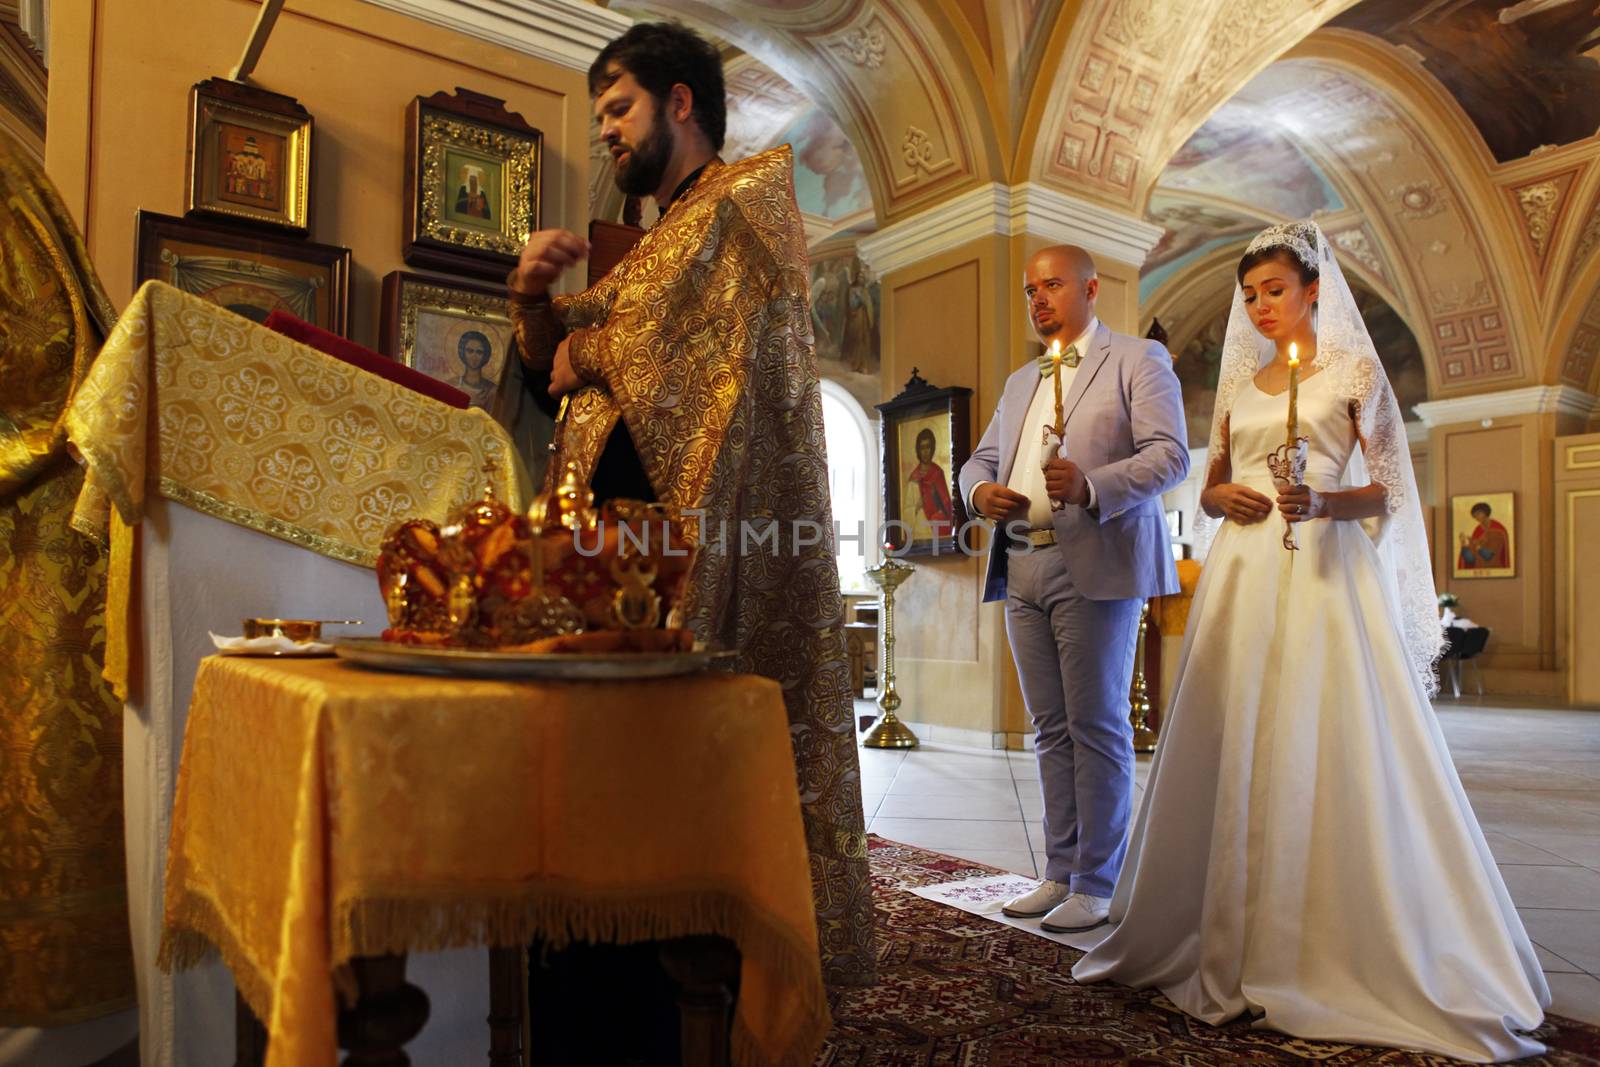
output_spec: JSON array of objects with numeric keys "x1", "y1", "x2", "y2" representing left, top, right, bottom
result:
[
  {"x1": 1451, "y1": 492, "x2": 1516, "y2": 579},
  {"x1": 378, "y1": 271, "x2": 515, "y2": 411},
  {"x1": 404, "y1": 88, "x2": 542, "y2": 279},
  {"x1": 876, "y1": 369, "x2": 972, "y2": 557},
  {"x1": 185, "y1": 77, "x2": 313, "y2": 233},
  {"x1": 135, "y1": 210, "x2": 351, "y2": 335}
]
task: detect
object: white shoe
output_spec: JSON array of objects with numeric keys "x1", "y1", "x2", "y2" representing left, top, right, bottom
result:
[
  {"x1": 1039, "y1": 892, "x2": 1111, "y2": 932},
  {"x1": 999, "y1": 879, "x2": 1071, "y2": 918}
]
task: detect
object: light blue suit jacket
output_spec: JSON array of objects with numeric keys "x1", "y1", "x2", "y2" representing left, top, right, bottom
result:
[{"x1": 958, "y1": 322, "x2": 1190, "y2": 603}]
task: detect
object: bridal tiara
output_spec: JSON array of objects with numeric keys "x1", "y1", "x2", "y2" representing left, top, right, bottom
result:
[{"x1": 1245, "y1": 220, "x2": 1322, "y2": 273}]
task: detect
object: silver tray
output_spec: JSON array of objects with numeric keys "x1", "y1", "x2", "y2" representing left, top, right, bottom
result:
[{"x1": 332, "y1": 637, "x2": 735, "y2": 680}]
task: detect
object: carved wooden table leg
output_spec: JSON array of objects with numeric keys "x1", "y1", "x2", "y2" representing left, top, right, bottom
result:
[
  {"x1": 236, "y1": 989, "x2": 268, "y2": 1067},
  {"x1": 337, "y1": 954, "x2": 430, "y2": 1067},
  {"x1": 487, "y1": 945, "x2": 523, "y2": 1067},
  {"x1": 658, "y1": 936, "x2": 741, "y2": 1067}
]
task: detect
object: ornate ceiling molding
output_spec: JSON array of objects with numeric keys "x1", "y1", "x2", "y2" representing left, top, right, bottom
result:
[
  {"x1": 354, "y1": 0, "x2": 631, "y2": 72},
  {"x1": 1023, "y1": 0, "x2": 1362, "y2": 213},
  {"x1": 616, "y1": 0, "x2": 1002, "y2": 226},
  {"x1": 1413, "y1": 385, "x2": 1599, "y2": 428},
  {"x1": 856, "y1": 179, "x2": 1163, "y2": 276},
  {"x1": 1505, "y1": 168, "x2": 1582, "y2": 279}
]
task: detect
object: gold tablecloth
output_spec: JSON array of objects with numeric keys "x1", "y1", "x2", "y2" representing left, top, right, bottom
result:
[
  {"x1": 64, "y1": 280, "x2": 521, "y2": 567},
  {"x1": 158, "y1": 657, "x2": 829, "y2": 1067}
]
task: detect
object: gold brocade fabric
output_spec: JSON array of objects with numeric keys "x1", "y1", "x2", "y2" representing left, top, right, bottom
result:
[
  {"x1": 1151, "y1": 558, "x2": 1203, "y2": 638},
  {"x1": 64, "y1": 280, "x2": 522, "y2": 566},
  {"x1": 0, "y1": 131, "x2": 134, "y2": 1024},
  {"x1": 160, "y1": 657, "x2": 830, "y2": 1067},
  {"x1": 514, "y1": 146, "x2": 874, "y2": 984}
]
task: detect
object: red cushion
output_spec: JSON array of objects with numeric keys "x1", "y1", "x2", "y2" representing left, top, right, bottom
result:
[{"x1": 262, "y1": 310, "x2": 470, "y2": 409}]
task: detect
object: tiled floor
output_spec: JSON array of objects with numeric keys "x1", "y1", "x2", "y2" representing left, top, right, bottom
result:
[{"x1": 856, "y1": 702, "x2": 1600, "y2": 1027}]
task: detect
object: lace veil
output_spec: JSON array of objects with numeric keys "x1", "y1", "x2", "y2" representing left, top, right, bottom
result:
[{"x1": 1195, "y1": 220, "x2": 1444, "y2": 694}]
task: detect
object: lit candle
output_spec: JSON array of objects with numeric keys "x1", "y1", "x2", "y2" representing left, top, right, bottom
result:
[
  {"x1": 1049, "y1": 338, "x2": 1064, "y2": 438},
  {"x1": 1286, "y1": 342, "x2": 1299, "y2": 449}
]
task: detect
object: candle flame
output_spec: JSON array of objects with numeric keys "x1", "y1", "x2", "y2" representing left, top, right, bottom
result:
[
  {"x1": 1049, "y1": 339, "x2": 1062, "y2": 360},
  {"x1": 1288, "y1": 342, "x2": 1299, "y2": 368}
]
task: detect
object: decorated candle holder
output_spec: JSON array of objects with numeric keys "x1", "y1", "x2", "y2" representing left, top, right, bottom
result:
[{"x1": 1266, "y1": 437, "x2": 1309, "y2": 551}]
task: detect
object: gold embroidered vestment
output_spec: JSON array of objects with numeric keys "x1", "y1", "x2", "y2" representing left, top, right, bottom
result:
[
  {"x1": 513, "y1": 146, "x2": 875, "y2": 984},
  {"x1": 0, "y1": 131, "x2": 134, "y2": 1024}
]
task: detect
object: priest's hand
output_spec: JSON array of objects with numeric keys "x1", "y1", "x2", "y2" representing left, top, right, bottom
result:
[
  {"x1": 972, "y1": 482, "x2": 1030, "y2": 523},
  {"x1": 509, "y1": 229, "x2": 591, "y2": 298},
  {"x1": 1043, "y1": 458, "x2": 1089, "y2": 508},
  {"x1": 548, "y1": 337, "x2": 581, "y2": 397}
]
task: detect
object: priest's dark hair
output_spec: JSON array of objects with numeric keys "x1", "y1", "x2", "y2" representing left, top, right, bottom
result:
[{"x1": 589, "y1": 22, "x2": 727, "y2": 152}]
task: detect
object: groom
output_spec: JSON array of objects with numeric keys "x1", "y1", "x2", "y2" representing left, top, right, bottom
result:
[{"x1": 958, "y1": 245, "x2": 1187, "y2": 931}]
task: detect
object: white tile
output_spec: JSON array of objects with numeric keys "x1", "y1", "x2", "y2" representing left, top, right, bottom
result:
[
  {"x1": 1482, "y1": 831, "x2": 1573, "y2": 866},
  {"x1": 1472, "y1": 791, "x2": 1600, "y2": 836},
  {"x1": 859, "y1": 790, "x2": 885, "y2": 820},
  {"x1": 1019, "y1": 790, "x2": 1045, "y2": 819},
  {"x1": 1545, "y1": 971, "x2": 1600, "y2": 1027},
  {"x1": 886, "y1": 769, "x2": 1022, "y2": 799},
  {"x1": 868, "y1": 816, "x2": 1032, "y2": 852},
  {"x1": 1033, "y1": 850, "x2": 1051, "y2": 879},
  {"x1": 1533, "y1": 942, "x2": 1584, "y2": 974},
  {"x1": 1509, "y1": 832, "x2": 1600, "y2": 871},
  {"x1": 897, "y1": 750, "x2": 1014, "y2": 779},
  {"x1": 932, "y1": 847, "x2": 1037, "y2": 877},
  {"x1": 1010, "y1": 759, "x2": 1041, "y2": 781},
  {"x1": 855, "y1": 749, "x2": 908, "y2": 773},
  {"x1": 874, "y1": 793, "x2": 1023, "y2": 821},
  {"x1": 1520, "y1": 908, "x2": 1600, "y2": 975},
  {"x1": 1498, "y1": 865, "x2": 1600, "y2": 911}
]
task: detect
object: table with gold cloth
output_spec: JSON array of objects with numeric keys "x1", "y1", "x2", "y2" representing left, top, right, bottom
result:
[
  {"x1": 159, "y1": 656, "x2": 829, "y2": 1067},
  {"x1": 59, "y1": 280, "x2": 528, "y2": 1066}
]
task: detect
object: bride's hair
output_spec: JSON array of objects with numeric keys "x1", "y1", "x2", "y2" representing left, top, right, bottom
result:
[
  {"x1": 1235, "y1": 245, "x2": 1319, "y2": 286},
  {"x1": 1235, "y1": 220, "x2": 1323, "y2": 287}
]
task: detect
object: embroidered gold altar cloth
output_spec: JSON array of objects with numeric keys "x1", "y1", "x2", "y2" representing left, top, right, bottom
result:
[
  {"x1": 159, "y1": 657, "x2": 829, "y2": 1067},
  {"x1": 64, "y1": 281, "x2": 521, "y2": 568}
]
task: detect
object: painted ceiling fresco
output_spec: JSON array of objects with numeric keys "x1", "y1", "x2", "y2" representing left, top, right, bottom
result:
[
  {"x1": 778, "y1": 108, "x2": 874, "y2": 222},
  {"x1": 1160, "y1": 101, "x2": 1347, "y2": 221},
  {"x1": 721, "y1": 56, "x2": 810, "y2": 163},
  {"x1": 1140, "y1": 193, "x2": 1262, "y2": 305},
  {"x1": 1331, "y1": 0, "x2": 1600, "y2": 162},
  {"x1": 1140, "y1": 98, "x2": 1346, "y2": 305}
]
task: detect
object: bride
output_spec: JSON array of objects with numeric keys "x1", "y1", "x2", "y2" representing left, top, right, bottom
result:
[{"x1": 1072, "y1": 221, "x2": 1550, "y2": 1061}]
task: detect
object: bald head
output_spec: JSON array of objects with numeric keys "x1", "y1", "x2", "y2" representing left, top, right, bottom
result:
[
  {"x1": 1029, "y1": 245, "x2": 1097, "y2": 281},
  {"x1": 1023, "y1": 245, "x2": 1099, "y2": 346}
]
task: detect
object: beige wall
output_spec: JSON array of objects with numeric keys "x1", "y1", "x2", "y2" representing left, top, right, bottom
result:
[
  {"x1": 877, "y1": 231, "x2": 1142, "y2": 743},
  {"x1": 1554, "y1": 433, "x2": 1600, "y2": 707},
  {"x1": 1430, "y1": 409, "x2": 1592, "y2": 698},
  {"x1": 46, "y1": 0, "x2": 590, "y2": 352}
]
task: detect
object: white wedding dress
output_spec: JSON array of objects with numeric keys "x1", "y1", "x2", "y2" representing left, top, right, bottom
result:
[{"x1": 1072, "y1": 372, "x2": 1550, "y2": 1062}]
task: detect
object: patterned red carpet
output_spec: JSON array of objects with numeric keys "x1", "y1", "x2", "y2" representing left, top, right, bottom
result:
[{"x1": 817, "y1": 837, "x2": 1600, "y2": 1066}]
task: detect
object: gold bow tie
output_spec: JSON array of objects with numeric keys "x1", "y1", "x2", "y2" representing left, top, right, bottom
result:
[{"x1": 1038, "y1": 345, "x2": 1080, "y2": 376}]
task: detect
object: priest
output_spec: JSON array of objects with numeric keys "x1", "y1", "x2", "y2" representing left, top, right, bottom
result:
[{"x1": 508, "y1": 22, "x2": 875, "y2": 986}]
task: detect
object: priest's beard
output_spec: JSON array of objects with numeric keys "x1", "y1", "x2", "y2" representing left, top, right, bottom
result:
[{"x1": 612, "y1": 111, "x2": 674, "y2": 198}]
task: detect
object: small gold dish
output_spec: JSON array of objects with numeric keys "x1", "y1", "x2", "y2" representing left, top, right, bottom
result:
[{"x1": 241, "y1": 618, "x2": 362, "y2": 643}]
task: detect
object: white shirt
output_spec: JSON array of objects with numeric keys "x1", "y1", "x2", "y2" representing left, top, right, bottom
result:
[{"x1": 972, "y1": 318, "x2": 1099, "y2": 529}]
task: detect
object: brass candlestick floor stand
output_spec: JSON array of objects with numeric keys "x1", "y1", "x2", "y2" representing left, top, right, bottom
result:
[
  {"x1": 1129, "y1": 601, "x2": 1157, "y2": 754},
  {"x1": 863, "y1": 557, "x2": 918, "y2": 749}
]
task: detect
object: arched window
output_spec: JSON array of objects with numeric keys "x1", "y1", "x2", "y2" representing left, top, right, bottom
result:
[{"x1": 819, "y1": 381, "x2": 879, "y2": 593}]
